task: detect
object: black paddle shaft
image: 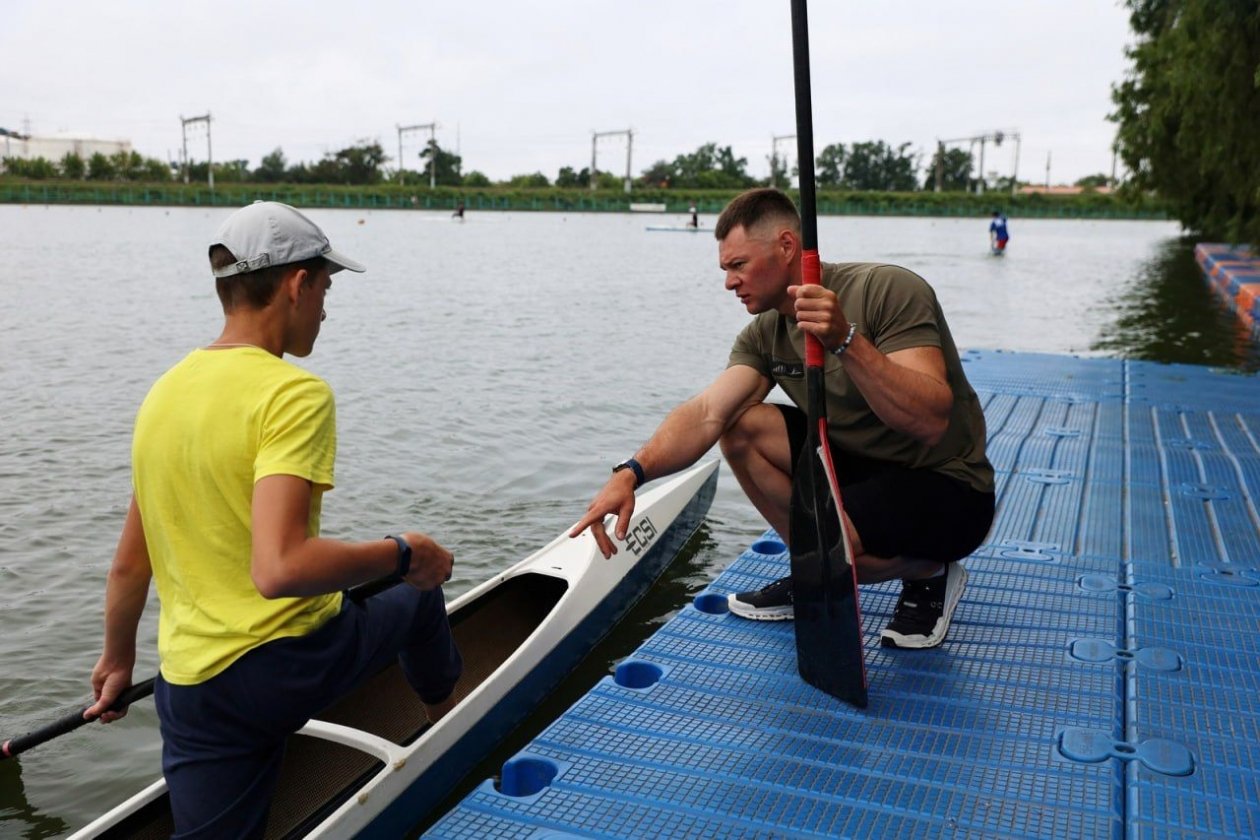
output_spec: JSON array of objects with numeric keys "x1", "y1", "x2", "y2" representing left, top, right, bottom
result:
[
  {"x1": 787, "y1": 0, "x2": 869, "y2": 708},
  {"x1": 0, "y1": 574, "x2": 402, "y2": 761},
  {"x1": 791, "y1": 0, "x2": 819, "y2": 252},
  {"x1": 1, "y1": 678, "x2": 156, "y2": 761}
]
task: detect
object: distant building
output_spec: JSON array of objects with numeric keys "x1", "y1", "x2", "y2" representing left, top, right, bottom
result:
[
  {"x1": 1, "y1": 129, "x2": 132, "y2": 165},
  {"x1": 1018, "y1": 184, "x2": 1113, "y2": 196}
]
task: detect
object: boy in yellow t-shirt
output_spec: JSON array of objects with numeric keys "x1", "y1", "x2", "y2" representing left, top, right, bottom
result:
[{"x1": 86, "y1": 201, "x2": 462, "y2": 838}]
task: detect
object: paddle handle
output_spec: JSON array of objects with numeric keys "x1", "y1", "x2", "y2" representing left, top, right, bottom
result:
[
  {"x1": 2, "y1": 678, "x2": 156, "y2": 761},
  {"x1": 0, "y1": 573, "x2": 402, "y2": 761}
]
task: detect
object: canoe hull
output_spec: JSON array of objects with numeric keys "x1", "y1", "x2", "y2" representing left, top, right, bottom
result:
[
  {"x1": 70, "y1": 461, "x2": 719, "y2": 840},
  {"x1": 357, "y1": 462, "x2": 715, "y2": 837}
]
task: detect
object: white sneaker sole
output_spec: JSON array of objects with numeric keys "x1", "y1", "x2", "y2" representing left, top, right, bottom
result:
[
  {"x1": 880, "y1": 564, "x2": 968, "y2": 649},
  {"x1": 727, "y1": 594, "x2": 794, "y2": 621}
]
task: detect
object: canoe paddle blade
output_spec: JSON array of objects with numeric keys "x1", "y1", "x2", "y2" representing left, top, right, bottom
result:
[{"x1": 789, "y1": 407, "x2": 868, "y2": 708}]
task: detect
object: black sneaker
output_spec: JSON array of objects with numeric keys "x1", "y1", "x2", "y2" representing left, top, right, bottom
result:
[
  {"x1": 880, "y1": 564, "x2": 968, "y2": 649},
  {"x1": 727, "y1": 576, "x2": 794, "y2": 621}
]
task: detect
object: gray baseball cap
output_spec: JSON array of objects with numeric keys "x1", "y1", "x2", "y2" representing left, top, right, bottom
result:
[{"x1": 210, "y1": 200, "x2": 365, "y2": 278}]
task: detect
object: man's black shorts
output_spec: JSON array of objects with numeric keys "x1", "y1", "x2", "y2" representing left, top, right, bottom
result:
[{"x1": 776, "y1": 403, "x2": 994, "y2": 563}]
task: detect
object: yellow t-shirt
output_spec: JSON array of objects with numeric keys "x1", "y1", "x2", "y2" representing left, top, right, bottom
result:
[{"x1": 133, "y1": 347, "x2": 343, "y2": 685}]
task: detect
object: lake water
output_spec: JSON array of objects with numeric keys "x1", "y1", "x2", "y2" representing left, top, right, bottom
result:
[{"x1": 0, "y1": 204, "x2": 1254, "y2": 838}]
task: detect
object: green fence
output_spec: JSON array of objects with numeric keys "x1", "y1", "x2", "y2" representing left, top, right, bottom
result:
[{"x1": 0, "y1": 183, "x2": 1170, "y2": 221}]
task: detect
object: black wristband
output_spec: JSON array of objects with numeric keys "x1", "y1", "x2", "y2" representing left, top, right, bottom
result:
[
  {"x1": 613, "y1": 457, "x2": 646, "y2": 489},
  {"x1": 385, "y1": 535, "x2": 411, "y2": 578}
]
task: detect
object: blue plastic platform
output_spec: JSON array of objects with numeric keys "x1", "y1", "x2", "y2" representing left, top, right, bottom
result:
[{"x1": 427, "y1": 351, "x2": 1260, "y2": 839}]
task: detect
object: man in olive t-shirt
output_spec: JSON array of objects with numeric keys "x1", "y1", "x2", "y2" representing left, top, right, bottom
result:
[{"x1": 572, "y1": 188, "x2": 994, "y2": 650}]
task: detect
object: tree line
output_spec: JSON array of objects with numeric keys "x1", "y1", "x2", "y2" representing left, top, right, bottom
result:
[
  {"x1": 3, "y1": 136, "x2": 1109, "y2": 194},
  {"x1": 1111, "y1": 0, "x2": 1259, "y2": 245}
]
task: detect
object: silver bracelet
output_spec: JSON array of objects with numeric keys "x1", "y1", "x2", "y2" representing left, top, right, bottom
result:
[{"x1": 831, "y1": 322, "x2": 859, "y2": 357}]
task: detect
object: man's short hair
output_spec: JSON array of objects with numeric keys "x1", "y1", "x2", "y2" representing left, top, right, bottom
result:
[
  {"x1": 209, "y1": 244, "x2": 325, "y2": 311},
  {"x1": 715, "y1": 188, "x2": 802, "y2": 240}
]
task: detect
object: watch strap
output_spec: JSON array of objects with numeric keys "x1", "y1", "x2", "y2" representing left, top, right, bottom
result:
[
  {"x1": 385, "y1": 535, "x2": 411, "y2": 578},
  {"x1": 613, "y1": 457, "x2": 646, "y2": 489}
]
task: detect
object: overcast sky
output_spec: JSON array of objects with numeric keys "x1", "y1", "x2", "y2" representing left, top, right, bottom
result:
[{"x1": 3, "y1": 1, "x2": 1135, "y2": 185}]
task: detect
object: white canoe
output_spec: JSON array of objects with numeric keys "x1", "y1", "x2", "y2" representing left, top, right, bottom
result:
[{"x1": 69, "y1": 460, "x2": 719, "y2": 839}]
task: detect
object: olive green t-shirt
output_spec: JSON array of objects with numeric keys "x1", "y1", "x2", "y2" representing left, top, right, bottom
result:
[{"x1": 727, "y1": 262, "x2": 993, "y2": 493}]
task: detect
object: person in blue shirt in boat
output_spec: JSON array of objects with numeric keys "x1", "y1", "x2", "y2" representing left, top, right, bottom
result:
[
  {"x1": 86, "y1": 201, "x2": 462, "y2": 839},
  {"x1": 989, "y1": 210, "x2": 1010, "y2": 252},
  {"x1": 572, "y1": 187, "x2": 994, "y2": 651}
]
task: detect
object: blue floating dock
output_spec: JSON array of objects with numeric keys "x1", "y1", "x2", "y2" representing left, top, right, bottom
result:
[{"x1": 427, "y1": 351, "x2": 1260, "y2": 839}]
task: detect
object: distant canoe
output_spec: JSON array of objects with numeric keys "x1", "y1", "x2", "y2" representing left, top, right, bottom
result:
[{"x1": 646, "y1": 225, "x2": 711, "y2": 233}]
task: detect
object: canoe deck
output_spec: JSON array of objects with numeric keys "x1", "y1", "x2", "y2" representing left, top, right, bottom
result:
[
  {"x1": 97, "y1": 573, "x2": 569, "y2": 839},
  {"x1": 426, "y1": 350, "x2": 1260, "y2": 839}
]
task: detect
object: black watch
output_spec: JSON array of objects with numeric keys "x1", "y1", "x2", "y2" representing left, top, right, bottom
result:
[
  {"x1": 612, "y1": 457, "x2": 646, "y2": 489},
  {"x1": 385, "y1": 535, "x2": 412, "y2": 578}
]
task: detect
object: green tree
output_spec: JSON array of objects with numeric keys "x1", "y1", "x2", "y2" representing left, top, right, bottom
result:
[
  {"x1": 683, "y1": 143, "x2": 755, "y2": 189},
  {"x1": 87, "y1": 152, "x2": 115, "y2": 180},
  {"x1": 816, "y1": 143, "x2": 846, "y2": 187},
  {"x1": 211, "y1": 160, "x2": 251, "y2": 183},
  {"x1": 507, "y1": 171, "x2": 550, "y2": 188},
  {"x1": 463, "y1": 170, "x2": 491, "y2": 187},
  {"x1": 644, "y1": 143, "x2": 755, "y2": 190},
  {"x1": 109, "y1": 150, "x2": 146, "y2": 180},
  {"x1": 332, "y1": 141, "x2": 387, "y2": 185},
  {"x1": 141, "y1": 158, "x2": 172, "y2": 182},
  {"x1": 842, "y1": 141, "x2": 919, "y2": 191},
  {"x1": 556, "y1": 165, "x2": 590, "y2": 188},
  {"x1": 1111, "y1": 0, "x2": 1260, "y2": 245},
  {"x1": 417, "y1": 140, "x2": 462, "y2": 186},
  {"x1": 60, "y1": 152, "x2": 86, "y2": 179},
  {"x1": 254, "y1": 148, "x2": 288, "y2": 183},
  {"x1": 923, "y1": 146, "x2": 973, "y2": 191},
  {"x1": 2, "y1": 156, "x2": 58, "y2": 179}
]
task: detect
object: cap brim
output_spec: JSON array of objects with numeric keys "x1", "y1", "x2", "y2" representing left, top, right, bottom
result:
[{"x1": 324, "y1": 247, "x2": 365, "y2": 275}]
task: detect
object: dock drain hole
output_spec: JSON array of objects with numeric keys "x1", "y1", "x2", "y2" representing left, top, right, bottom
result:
[
  {"x1": 693, "y1": 592, "x2": 729, "y2": 614},
  {"x1": 615, "y1": 660, "x2": 664, "y2": 689},
  {"x1": 497, "y1": 756, "x2": 559, "y2": 798},
  {"x1": 751, "y1": 538, "x2": 786, "y2": 555}
]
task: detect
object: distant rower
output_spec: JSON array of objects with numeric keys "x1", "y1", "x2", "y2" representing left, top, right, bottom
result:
[{"x1": 989, "y1": 210, "x2": 1009, "y2": 254}]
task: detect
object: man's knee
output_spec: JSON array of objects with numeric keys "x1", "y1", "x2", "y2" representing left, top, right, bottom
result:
[{"x1": 719, "y1": 403, "x2": 784, "y2": 461}]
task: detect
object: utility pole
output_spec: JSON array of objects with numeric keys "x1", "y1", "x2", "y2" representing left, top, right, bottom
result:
[
  {"x1": 398, "y1": 122, "x2": 438, "y2": 187},
  {"x1": 934, "y1": 129, "x2": 1019, "y2": 194},
  {"x1": 180, "y1": 114, "x2": 213, "y2": 191},
  {"x1": 591, "y1": 129, "x2": 633, "y2": 193},
  {"x1": 1045, "y1": 150, "x2": 1051, "y2": 188},
  {"x1": 771, "y1": 134, "x2": 796, "y2": 189}
]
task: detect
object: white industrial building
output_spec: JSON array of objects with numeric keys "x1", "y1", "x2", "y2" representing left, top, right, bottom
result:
[{"x1": 1, "y1": 129, "x2": 132, "y2": 164}]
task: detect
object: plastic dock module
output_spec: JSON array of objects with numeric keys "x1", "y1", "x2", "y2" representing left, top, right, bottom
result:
[
  {"x1": 427, "y1": 351, "x2": 1260, "y2": 840},
  {"x1": 1195, "y1": 242, "x2": 1260, "y2": 335}
]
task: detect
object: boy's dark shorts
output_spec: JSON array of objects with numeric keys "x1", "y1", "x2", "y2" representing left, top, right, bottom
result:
[{"x1": 776, "y1": 403, "x2": 994, "y2": 562}]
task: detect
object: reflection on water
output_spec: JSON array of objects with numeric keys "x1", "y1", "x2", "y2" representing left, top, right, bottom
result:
[
  {"x1": 1, "y1": 206, "x2": 1256, "y2": 837},
  {"x1": 0, "y1": 759, "x2": 69, "y2": 840},
  {"x1": 1093, "y1": 236, "x2": 1260, "y2": 371}
]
